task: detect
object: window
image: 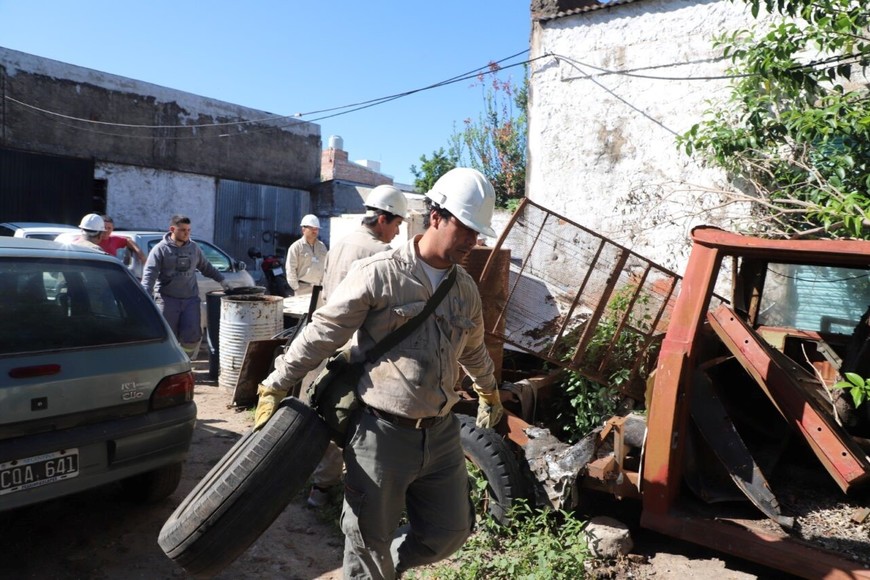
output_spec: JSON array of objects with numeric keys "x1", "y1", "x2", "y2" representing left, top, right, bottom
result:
[
  {"x1": 0, "y1": 258, "x2": 166, "y2": 354},
  {"x1": 757, "y1": 264, "x2": 870, "y2": 334}
]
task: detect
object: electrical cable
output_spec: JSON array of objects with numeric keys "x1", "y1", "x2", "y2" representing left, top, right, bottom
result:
[{"x1": 2, "y1": 50, "x2": 536, "y2": 135}]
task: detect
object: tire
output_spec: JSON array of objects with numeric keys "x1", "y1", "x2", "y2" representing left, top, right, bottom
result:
[
  {"x1": 121, "y1": 462, "x2": 183, "y2": 504},
  {"x1": 457, "y1": 414, "x2": 529, "y2": 525},
  {"x1": 158, "y1": 397, "x2": 331, "y2": 577}
]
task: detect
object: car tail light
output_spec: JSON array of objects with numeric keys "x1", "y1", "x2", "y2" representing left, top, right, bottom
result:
[{"x1": 151, "y1": 371, "x2": 195, "y2": 410}]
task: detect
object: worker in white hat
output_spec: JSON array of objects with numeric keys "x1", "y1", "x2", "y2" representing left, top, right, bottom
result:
[
  {"x1": 72, "y1": 213, "x2": 108, "y2": 252},
  {"x1": 306, "y1": 184, "x2": 409, "y2": 509},
  {"x1": 256, "y1": 168, "x2": 502, "y2": 579},
  {"x1": 285, "y1": 214, "x2": 328, "y2": 296}
]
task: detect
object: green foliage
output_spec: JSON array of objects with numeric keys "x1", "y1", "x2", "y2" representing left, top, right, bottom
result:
[
  {"x1": 466, "y1": 460, "x2": 491, "y2": 523},
  {"x1": 678, "y1": 0, "x2": 870, "y2": 238},
  {"x1": 448, "y1": 63, "x2": 528, "y2": 208},
  {"x1": 409, "y1": 501, "x2": 589, "y2": 580},
  {"x1": 552, "y1": 286, "x2": 656, "y2": 443},
  {"x1": 411, "y1": 147, "x2": 458, "y2": 192},
  {"x1": 553, "y1": 373, "x2": 619, "y2": 444},
  {"x1": 834, "y1": 372, "x2": 870, "y2": 408}
]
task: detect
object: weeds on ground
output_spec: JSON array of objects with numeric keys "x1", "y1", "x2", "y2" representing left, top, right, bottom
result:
[{"x1": 408, "y1": 501, "x2": 589, "y2": 580}]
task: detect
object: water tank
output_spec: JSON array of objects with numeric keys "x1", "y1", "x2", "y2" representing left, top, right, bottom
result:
[{"x1": 328, "y1": 135, "x2": 344, "y2": 150}]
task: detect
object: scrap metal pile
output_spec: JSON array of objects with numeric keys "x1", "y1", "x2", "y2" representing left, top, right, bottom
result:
[{"x1": 480, "y1": 200, "x2": 870, "y2": 577}]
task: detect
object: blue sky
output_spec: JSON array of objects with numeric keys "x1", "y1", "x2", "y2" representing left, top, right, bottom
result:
[{"x1": 0, "y1": 1, "x2": 530, "y2": 185}]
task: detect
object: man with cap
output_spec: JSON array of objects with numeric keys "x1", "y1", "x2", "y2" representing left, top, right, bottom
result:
[
  {"x1": 285, "y1": 214, "x2": 328, "y2": 296},
  {"x1": 141, "y1": 214, "x2": 230, "y2": 359},
  {"x1": 254, "y1": 168, "x2": 503, "y2": 579},
  {"x1": 71, "y1": 213, "x2": 108, "y2": 252},
  {"x1": 306, "y1": 184, "x2": 408, "y2": 508}
]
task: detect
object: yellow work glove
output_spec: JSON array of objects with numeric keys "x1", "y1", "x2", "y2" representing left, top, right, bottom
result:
[
  {"x1": 253, "y1": 384, "x2": 288, "y2": 430},
  {"x1": 473, "y1": 383, "x2": 504, "y2": 429}
]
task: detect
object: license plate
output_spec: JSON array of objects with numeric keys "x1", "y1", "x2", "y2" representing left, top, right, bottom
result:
[
  {"x1": 0, "y1": 449, "x2": 79, "y2": 496},
  {"x1": 272, "y1": 267, "x2": 284, "y2": 276}
]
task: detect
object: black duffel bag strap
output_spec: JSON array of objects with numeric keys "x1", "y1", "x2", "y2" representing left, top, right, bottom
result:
[{"x1": 364, "y1": 266, "x2": 457, "y2": 364}]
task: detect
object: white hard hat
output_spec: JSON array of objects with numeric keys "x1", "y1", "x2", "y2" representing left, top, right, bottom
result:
[
  {"x1": 78, "y1": 213, "x2": 106, "y2": 232},
  {"x1": 426, "y1": 168, "x2": 496, "y2": 238},
  {"x1": 300, "y1": 214, "x2": 320, "y2": 228},
  {"x1": 366, "y1": 185, "x2": 408, "y2": 218}
]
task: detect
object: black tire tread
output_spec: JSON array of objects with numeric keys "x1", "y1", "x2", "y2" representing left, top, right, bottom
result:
[
  {"x1": 457, "y1": 414, "x2": 528, "y2": 524},
  {"x1": 158, "y1": 397, "x2": 330, "y2": 577}
]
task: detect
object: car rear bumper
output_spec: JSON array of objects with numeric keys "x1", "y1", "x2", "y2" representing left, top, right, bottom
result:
[{"x1": 0, "y1": 402, "x2": 196, "y2": 511}]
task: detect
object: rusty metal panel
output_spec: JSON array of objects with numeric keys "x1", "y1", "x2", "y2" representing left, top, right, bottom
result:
[
  {"x1": 642, "y1": 511, "x2": 870, "y2": 579},
  {"x1": 215, "y1": 180, "x2": 310, "y2": 271},
  {"x1": 482, "y1": 198, "x2": 684, "y2": 398},
  {"x1": 693, "y1": 226, "x2": 870, "y2": 267},
  {"x1": 708, "y1": 305, "x2": 870, "y2": 493}
]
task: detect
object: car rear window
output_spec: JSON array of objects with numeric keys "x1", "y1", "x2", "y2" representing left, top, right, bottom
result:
[{"x1": 0, "y1": 258, "x2": 167, "y2": 355}]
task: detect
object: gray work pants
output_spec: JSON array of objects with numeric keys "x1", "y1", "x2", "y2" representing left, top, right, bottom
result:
[
  {"x1": 156, "y1": 295, "x2": 202, "y2": 356},
  {"x1": 341, "y1": 410, "x2": 473, "y2": 580}
]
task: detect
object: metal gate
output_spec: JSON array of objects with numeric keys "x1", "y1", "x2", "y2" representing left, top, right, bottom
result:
[{"x1": 214, "y1": 180, "x2": 311, "y2": 274}]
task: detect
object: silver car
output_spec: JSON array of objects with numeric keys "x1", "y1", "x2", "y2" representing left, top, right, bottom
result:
[
  {"x1": 54, "y1": 230, "x2": 256, "y2": 330},
  {"x1": 0, "y1": 237, "x2": 196, "y2": 511},
  {"x1": 0, "y1": 222, "x2": 80, "y2": 241}
]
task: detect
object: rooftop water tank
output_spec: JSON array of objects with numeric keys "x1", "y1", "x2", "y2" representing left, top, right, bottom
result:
[{"x1": 328, "y1": 135, "x2": 344, "y2": 150}]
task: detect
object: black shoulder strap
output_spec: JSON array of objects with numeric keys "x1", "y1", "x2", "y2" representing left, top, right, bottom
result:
[{"x1": 364, "y1": 266, "x2": 457, "y2": 364}]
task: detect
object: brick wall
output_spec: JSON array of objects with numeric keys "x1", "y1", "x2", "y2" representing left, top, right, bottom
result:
[{"x1": 321, "y1": 148, "x2": 392, "y2": 187}]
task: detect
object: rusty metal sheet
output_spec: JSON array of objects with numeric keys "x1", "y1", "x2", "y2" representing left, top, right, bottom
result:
[{"x1": 708, "y1": 305, "x2": 870, "y2": 493}]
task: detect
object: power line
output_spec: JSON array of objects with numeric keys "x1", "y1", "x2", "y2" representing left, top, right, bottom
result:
[{"x1": 3, "y1": 50, "x2": 535, "y2": 138}]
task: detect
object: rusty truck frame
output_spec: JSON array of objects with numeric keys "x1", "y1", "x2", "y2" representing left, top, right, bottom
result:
[{"x1": 475, "y1": 198, "x2": 870, "y2": 579}]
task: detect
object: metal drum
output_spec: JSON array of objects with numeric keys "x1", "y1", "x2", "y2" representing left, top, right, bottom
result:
[{"x1": 218, "y1": 295, "x2": 283, "y2": 393}]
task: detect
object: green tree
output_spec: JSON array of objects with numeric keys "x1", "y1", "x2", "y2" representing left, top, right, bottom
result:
[
  {"x1": 450, "y1": 63, "x2": 528, "y2": 208},
  {"x1": 410, "y1": 147, "x2": 457, "y2": 192},
  {"x1": 678, "y1": 0, "x2": 870, "y2": 239}
]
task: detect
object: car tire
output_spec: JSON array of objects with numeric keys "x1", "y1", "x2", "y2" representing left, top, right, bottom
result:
[
  {"x1": 458, "y1": 413, "x2": 529, "y2": 525},
  {"x1": 158, "y1": 397, "x2": 331, "y2": 577},
  {"x1": 120, "y1": 462, "x2": 183, "y2": 504}
]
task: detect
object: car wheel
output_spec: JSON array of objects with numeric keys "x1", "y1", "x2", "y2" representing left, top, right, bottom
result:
[
  {"x1": 158, "y1": 397, "x2": 331, "y2": 577},
  {"x1": 458, "y1": 414, "x2": 529, "y2": 525},
  {"x1": 121, "y1": 462, "x2": 183, "y2": 504}
]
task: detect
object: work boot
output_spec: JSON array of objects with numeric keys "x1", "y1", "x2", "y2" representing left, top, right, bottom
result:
[{"x1": 307, "y1": 485, "x2": 330, "y2": 508}]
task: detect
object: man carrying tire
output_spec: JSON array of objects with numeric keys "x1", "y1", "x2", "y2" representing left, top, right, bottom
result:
[
  {"x1": 255, "y1": 168, "x2": 504, "y2": 580},
  {"x1": 307, "y1": 184, "x2": 410, "y2": 509}
]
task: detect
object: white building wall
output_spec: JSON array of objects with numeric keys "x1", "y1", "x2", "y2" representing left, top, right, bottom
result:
[
  {"x1": 528, "y1": 0, "x2": 772, "y2": 270},
  {"x1": 95, "y1": 163, "x2": 217, "y2": 241}
]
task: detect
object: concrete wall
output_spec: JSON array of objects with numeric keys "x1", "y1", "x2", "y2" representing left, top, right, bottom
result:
[
  {"x1": 528, "y1": 0, "x2": 771, "y2": 270},
  {"x1": 0, "y1": 47, "x2": 321, "y2": 189},
  {"x1": 95, "y1": 163, "x2": 217, "y2": 240}
]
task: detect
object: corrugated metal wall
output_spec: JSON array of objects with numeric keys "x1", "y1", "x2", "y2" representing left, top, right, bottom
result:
[
  {"x1": 0, "y1": 148, "x2": 96, "y2": 223},
  {"x1": 214, "y1": 180, "x2": 314, "y2": 272}
]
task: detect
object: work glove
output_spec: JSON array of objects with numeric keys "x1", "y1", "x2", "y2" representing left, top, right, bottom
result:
[
  {"x1": 473, "y1": 383, "x2": 504, "y2": 429},
  {"x1": 220, "y1": 280, "x2": 231, "y2": 291},
  {"x1": 254, "y1": 383, "x2": 288, "y2": 430}
]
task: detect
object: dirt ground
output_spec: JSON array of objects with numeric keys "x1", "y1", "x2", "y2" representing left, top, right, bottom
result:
[{"x1": 0, "y1": 352, "x2": 792, "y2": 579}]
